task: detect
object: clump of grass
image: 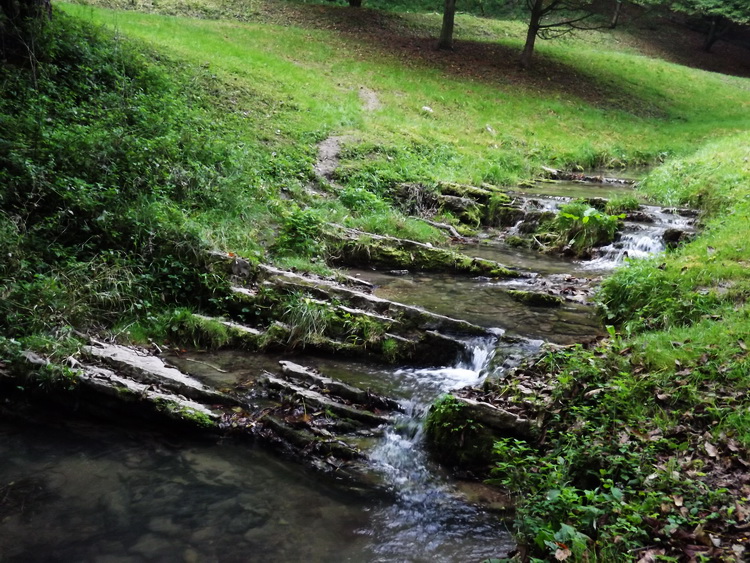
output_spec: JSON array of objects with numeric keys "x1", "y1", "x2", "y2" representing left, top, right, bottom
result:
[
  {"x1": 550, "y1": 201, "x2": 623, "y2": 255},
  {"x1": 273, "y1": 206, "x2": 328, "y2": 258},
  {"x1": 604, "y1": 194, "x2": 640, "y2": 215},
  {"x1": 281, "y1": 292, "x2": 334, "y2": 347},
  {"x1": 162, "y1": 309, "x2": 233, "y2": 349}
]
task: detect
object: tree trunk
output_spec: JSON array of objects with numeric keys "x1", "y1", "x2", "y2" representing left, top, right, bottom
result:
[
  {"x1": 438, "y1": 0, "x2": 457, "y2": 50},
  {"x1": 703, "y1": 17, "x2": 717, "y2": 52},
  {"x1": 703, "y1": 17, "x2": 729, "y2": 53},
  {"x1": 438, "y1": 0, "x2": 456, "y2": 49},
  {"x1": 519, "y1": 24, "x2": 538, "y2": 69},
  {"x1": 609, "y1": 0, "x2": 622, "y2": 29},
  {"x1": 520, "y1": 0, "x2": 545, "y2": 68},
  {"x1": 520, "y1": 2, "x2": 543, "y2": 69}
]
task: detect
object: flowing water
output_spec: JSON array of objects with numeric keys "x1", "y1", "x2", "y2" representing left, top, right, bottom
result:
[
  {"x1": 361, "y1": 340, "x2": 520, "y2": 562},
  {"x1": 2, "y1": 174, "x2": 680, "y2": 562},
  {"x1": 582, "y1": 206, "x2": 695, "y2": 271},
  {"x1": 0, "y1": 340, "x2": 519, "y2": 563}
]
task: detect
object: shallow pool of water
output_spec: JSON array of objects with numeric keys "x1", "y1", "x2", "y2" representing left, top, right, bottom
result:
[
  {"x1": 512, "y1": 179, "x2": 644, "y2": 201},
  {"x1": 459, "y1": 240, "x2": 587, "y2": 276},
  {"x1": 0, "y1": 414, "x2": 514, "y2": 563},
  {"x1": 351, "y1": 270, "x2": 602, "y2": 345}
]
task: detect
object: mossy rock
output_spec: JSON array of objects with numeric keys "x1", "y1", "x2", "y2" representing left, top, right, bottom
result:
[
  {"x1": 438, "y1": 194, "x2": 482, "y2": 226},
  {"x1": 506, "y1": 290, "x2": 563, "y2": 307},
  {"x1": 504, "y1": 235, "x2": 527, "y2": 248},
  {"x1": 439, "y1": 182, "x2": 488, "y2": 199},
  {"x1": 333, "y1": 233, "x2": 517, "y2": 278},
  {"x1": 424, "y1": 395, "x2": 497, "y2": 473},
  {"x1": 485, "y1": 203, "x2": 525, "y2": 228}
]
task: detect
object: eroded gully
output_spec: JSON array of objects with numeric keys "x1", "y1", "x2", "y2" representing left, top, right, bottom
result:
[{"x1": 0, "y1": 179, "x2": 688, "y2": 562}]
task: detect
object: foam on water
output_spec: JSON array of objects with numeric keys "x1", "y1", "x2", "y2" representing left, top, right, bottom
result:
[{"x1": 363, "y1": 335, "x2": 517, "y2": 562}]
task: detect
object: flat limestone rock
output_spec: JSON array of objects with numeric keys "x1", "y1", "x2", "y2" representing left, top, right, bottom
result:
[
  {"x1": 79, "y1": 364, "x2": 219, "y2": 421},
  {"x1": 455, "y1": 396, "x2": 538, "y2": 439},
  {"x1": 279, "y1": 361, "x2": 401, "y2": 411},
  {"x1": 262, "y1": 373, "x2": 390, "y2": 426},
  {"x1": 82, "y1": 344, "x2": 234, "y2": 406}
]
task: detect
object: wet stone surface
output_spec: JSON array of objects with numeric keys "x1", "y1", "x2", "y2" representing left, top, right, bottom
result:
[{"x1": 350, "y1": 269, "x2": 603, "y2": 344}]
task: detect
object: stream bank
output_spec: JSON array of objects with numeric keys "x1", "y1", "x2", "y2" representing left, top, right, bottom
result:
[{"x1": 2, "y1": 168, "x2": 698, "y2": 561}]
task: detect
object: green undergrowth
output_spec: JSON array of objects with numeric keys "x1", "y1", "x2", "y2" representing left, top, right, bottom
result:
[
  {"x1": 491, "y1": 138, "x2": 750, "y2": 560},
  {"x1": 0, "y1": 15, "x2": 262, "y2": 348}
]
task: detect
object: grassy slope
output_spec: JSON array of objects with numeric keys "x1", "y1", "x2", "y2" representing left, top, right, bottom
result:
[
  {"x1": 2, "y1": 1, "x2": 750, "y2": 560},
  {"x1": 63, "y1": 1, "x2": 750, "y2": 185}
]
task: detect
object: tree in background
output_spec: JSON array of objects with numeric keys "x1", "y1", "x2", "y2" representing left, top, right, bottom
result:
[
  {"x1": 520, "y1": 0, "x2": 599, "y2": 68},
  {"x1": 610, "y1": 0, "x2": 623, "y2": 28},
  {"x1": 438, "y1": 0, "x2": 457, "y2": 49},
  {"x1": 645, "y1": 0, "x2": 750, "y2": 51}
]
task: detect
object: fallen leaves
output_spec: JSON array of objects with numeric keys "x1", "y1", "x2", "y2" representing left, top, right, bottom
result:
[{"x1": 704, "y1": 441, "x2": 719, "y2": 458}]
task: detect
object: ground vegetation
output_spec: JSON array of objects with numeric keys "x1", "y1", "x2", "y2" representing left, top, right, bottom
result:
[{"x1": 2, "y1": 0, "x2": 750, "y2": 560}]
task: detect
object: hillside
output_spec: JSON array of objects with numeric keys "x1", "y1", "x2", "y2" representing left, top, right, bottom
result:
[{"x1": 2, "y1": 1, "x2": 750, "y2": 560}]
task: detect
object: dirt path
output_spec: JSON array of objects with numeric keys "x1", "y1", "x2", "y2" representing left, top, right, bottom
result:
[
  {"x1": 312, "y1": 86, "x2": 380, "y2": 187},
  {"x1": 313, "y1": 135, "x2": 346, "y2": 182},
  {"x1": 358, "y1": 86, "x2": 382, "y2": 112}
]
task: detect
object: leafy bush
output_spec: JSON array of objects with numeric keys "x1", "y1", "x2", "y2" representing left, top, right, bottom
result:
[
  {"x1": 553, "y1": 201, "x2": 623, "y2": 255},
  {"x1": 274, "y1": 206, "x2": 327, "y2": 258}
]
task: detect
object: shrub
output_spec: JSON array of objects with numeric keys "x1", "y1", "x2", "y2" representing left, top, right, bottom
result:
[{"x1": 553, "y1": 201, "x2": 623, "y2": 255}]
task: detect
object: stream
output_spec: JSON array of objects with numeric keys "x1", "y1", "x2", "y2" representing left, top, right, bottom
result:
[
  {"x1": 0, "y1": 342, "x2": 519, "y2": 563},
  {"x1": 0, "y1": 177, "x2": 684, "y2": 562}
]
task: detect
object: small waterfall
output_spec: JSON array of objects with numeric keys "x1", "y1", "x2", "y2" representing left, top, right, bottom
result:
[
  {"x1": 363, "y1": 336, "x2": 515, "y2": 562},
  {"x1": 526, "y1": 196, "x2": 566, "y2": 213},
  {"x1": 584, "y1": 224, "x2": 665, "y2": 270},
  {"x1": 583, "y1": 207, "x2": 694, "y2": 271},
  {"x1": 507, "y1": 196, "x2": 567, "y2": 236}
]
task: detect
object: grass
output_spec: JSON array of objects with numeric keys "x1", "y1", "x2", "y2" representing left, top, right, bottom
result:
[
  {"x1": 3, "y1": 2, "x2": 750, "y2": 559},
  {"x1": 484, "y1": 136, "x2": 750, "y2": 559},
  {"x1": 63, "y1": 1, "x2": 750, "y2": 188}
]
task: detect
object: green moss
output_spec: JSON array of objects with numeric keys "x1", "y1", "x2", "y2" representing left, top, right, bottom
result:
[
  {"x1": 166, "y1": 309, "x2": 233, "y2": 349},
  {"x1": 334, "y1": 234, "x2": 517, "y2": 278},
  {"x1": 424, "y1": 394, "x2": 496, "y2": 472},
  {"x1": 485, "y1": 194, "x2": 522, "y2": 227},
  {"x1": 157, "y1": 399, "x2": 217, "y2": 428},
  {"x1": 504, "y1": 235, "x2": 527, "y2": 248},
  {"x1": 506, "y1": 290, "x2": 563, "y2": 307}
]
